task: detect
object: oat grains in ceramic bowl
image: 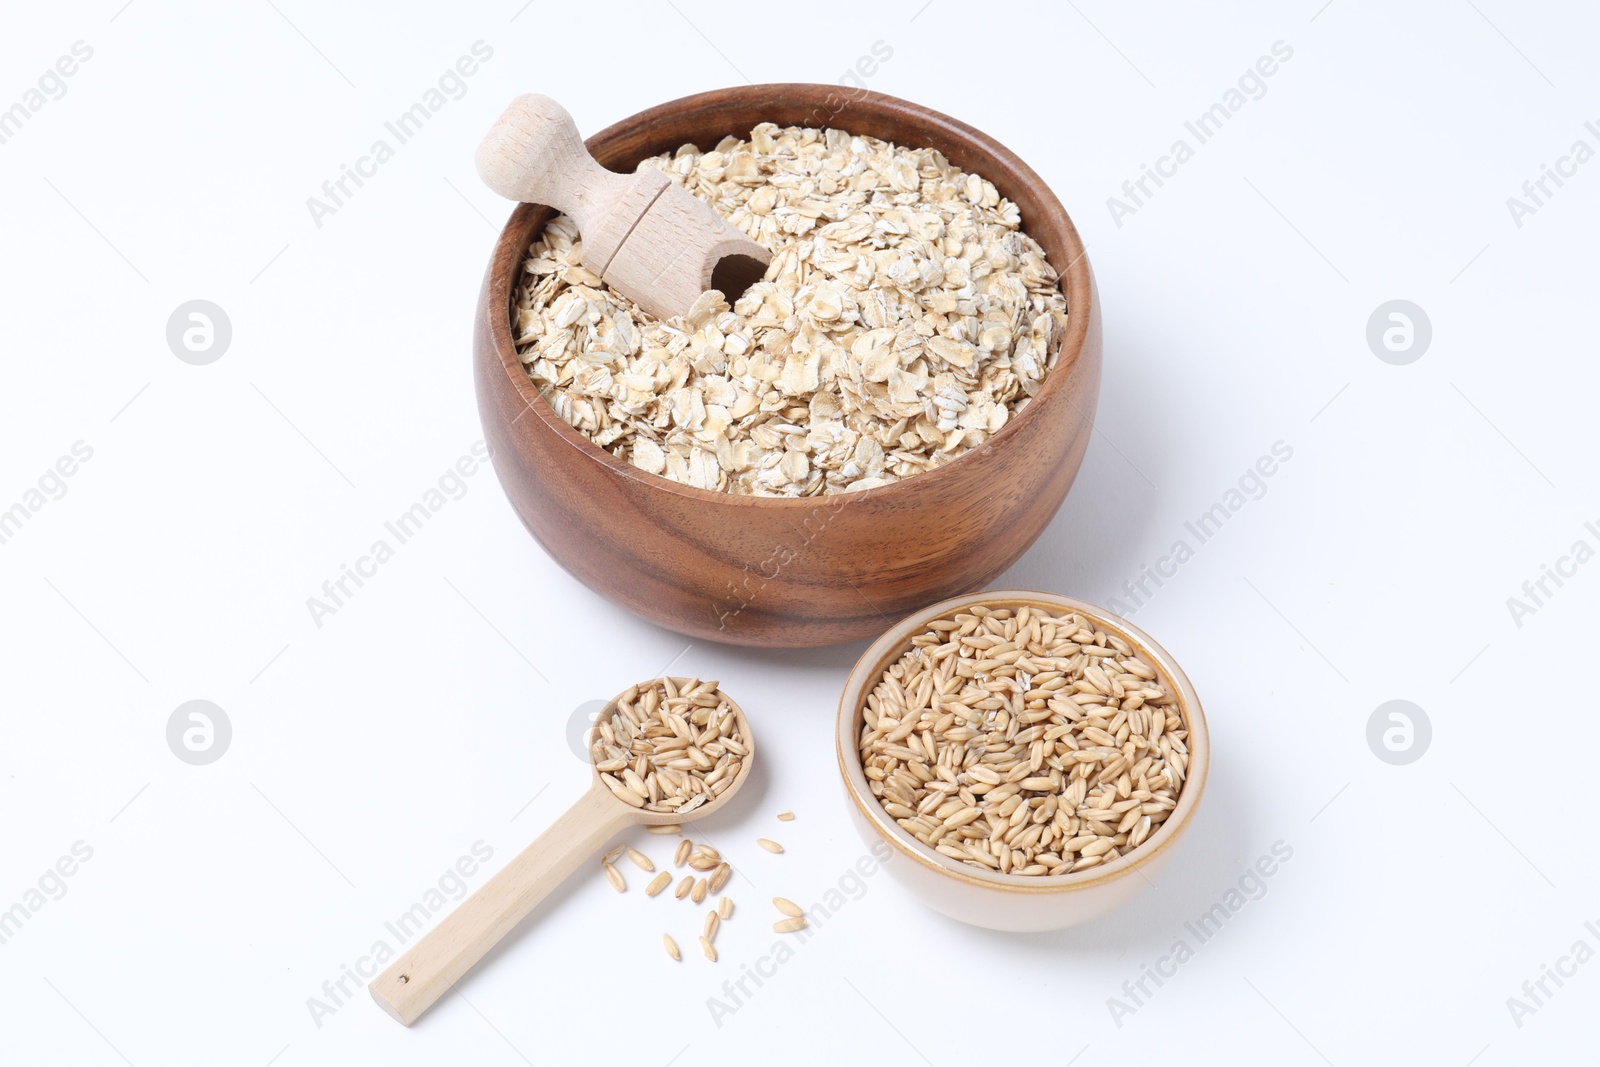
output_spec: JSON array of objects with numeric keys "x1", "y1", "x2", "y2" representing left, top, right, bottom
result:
[
  {"x1": 474, "y1": 85, "x2": 1101, "y2": 647},
  {"x1": 836, "y1": 590, "x2": 1208, "y2": 931}
]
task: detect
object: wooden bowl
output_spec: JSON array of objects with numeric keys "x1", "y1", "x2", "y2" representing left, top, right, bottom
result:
[
  {"x1": 475, "y1": 85, "x2": 1102, "y2": 647},
  {"x1": 836, "y1": 591, "x2": 1208, "y2": 931}
]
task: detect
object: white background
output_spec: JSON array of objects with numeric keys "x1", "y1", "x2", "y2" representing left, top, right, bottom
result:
[{"x1": 2, "y1": 1, "x2": 1596, "y2": 1063}]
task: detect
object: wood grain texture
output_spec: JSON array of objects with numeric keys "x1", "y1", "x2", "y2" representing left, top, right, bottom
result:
[
  {"x1": 369, "y1": 780, "x2": 633, "y2": 1026},
  {"x1": 476, "y1": 93, "x2": 769, "y2": 319},
  {"x1": 475, "y1": 94, "x2": 634, "y2": 236},
  {"x1": 474, "y1": 84, "x2": 1102, "y2": 647}
]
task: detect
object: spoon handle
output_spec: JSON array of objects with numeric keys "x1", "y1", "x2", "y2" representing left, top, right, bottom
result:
[
  {"x1": 474, "y1": 93, "x2": 634, "y2": 235},
  {"x1": 370, "y1": 781, "x2": 633, "y2": 1025}
]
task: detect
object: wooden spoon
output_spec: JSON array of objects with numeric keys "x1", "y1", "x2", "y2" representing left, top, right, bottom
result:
[
  {"x1": 369, "y1": 678, "x2": 754, "y2": 1026},
  {"x1": 475, "y1": 93, "x2": 772, "y2": 321}
]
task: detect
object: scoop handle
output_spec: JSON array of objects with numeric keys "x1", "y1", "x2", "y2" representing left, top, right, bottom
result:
[
  {"x1": 369, "y1": 780, "x2": 633, "y2": 1026},
  {"x1": 475, "y1": 93, "x2": 633, "y2": 232}
]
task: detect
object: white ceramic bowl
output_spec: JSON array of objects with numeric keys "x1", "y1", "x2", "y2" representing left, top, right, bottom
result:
[{"x1": 835, "y1": 590, "x2": 1209, "y2": 931}]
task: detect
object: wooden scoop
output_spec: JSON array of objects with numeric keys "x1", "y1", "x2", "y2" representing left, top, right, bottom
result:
[
  {"x1": 476, "y1": 94, "x2": 771, "y2": 321},
  {"x1": 368, "y1": 679, "x2": 754, "y2": 1026}
]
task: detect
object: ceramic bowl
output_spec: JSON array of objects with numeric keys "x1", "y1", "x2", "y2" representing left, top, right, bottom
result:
[{"x1": 836, "y1": 590, "x2": 1208, "y2": 931}]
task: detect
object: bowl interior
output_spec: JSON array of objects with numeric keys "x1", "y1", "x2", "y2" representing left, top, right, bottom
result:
[
  {"x1": 482, "y1": 83, "x2": 1094, "y2": 509},
  {"x1": 836, "y1": 591, "x2": 1208, "y2": 891}
]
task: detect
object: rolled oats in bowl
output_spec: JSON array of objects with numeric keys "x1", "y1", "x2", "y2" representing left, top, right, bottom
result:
[{"x1": 512, "y1": 123, "x2": 1069, "y2": 496}]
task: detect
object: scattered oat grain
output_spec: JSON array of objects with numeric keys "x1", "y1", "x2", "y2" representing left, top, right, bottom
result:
[
  {"x1": 772, "y1": 897, "x2": 803, "y2": 918},
  {"x1": 603, "y1": 862, "x2": 625, "y2": 893},
  {"x1": 708, "y1": 862, "x2": 732, "y2": 893}
]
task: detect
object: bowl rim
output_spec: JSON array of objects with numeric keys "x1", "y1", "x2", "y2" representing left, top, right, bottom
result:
[
  {"x1": 835, "y1": 590, "x2": 1209, "y2": 894},
  {"x1": 481, "y1": 82, "x2": 1094, "y2": 509}
]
